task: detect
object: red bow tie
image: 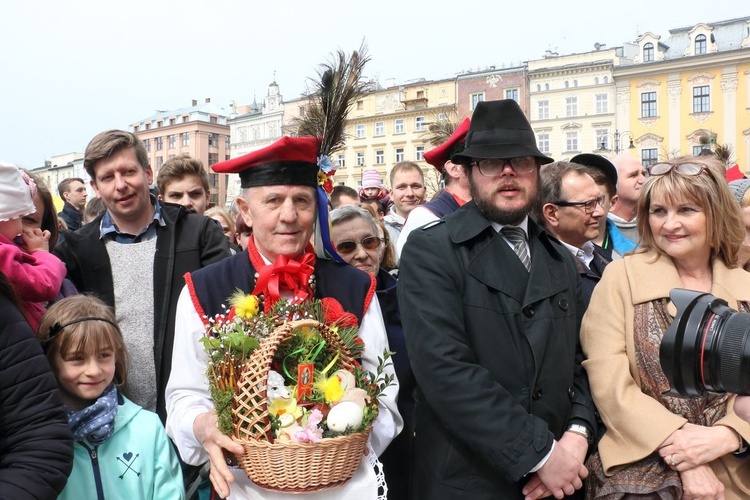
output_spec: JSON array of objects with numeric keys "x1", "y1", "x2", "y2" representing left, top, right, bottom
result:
[{"x1": 248, "y1": 239, "x2": 315, "y2": 311}]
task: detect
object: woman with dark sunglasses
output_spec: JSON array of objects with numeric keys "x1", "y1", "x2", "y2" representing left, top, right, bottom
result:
[
  {"x1": 330, "y1": 204, "x2": 414, "y2": 500},
  {"x1": 581, "y1": 156, "x2": 750, "y2": 499}
]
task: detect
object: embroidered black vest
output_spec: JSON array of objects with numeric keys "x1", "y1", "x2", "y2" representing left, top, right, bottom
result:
[{"x1": 187, "y1": 250, "x2": 374, "y2": 323}]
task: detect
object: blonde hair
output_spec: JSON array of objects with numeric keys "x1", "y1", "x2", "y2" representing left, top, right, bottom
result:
[
  {"x1": 39, "y1": 295, "x2": 129, "y2": 391},
  {"x1": 636, "y1": 156, "x2": 745, "y2": 267}
]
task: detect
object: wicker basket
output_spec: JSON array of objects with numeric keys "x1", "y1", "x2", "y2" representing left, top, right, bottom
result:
[{"x1": 232, "y1": 318, "x2": 371, "y2": 492}]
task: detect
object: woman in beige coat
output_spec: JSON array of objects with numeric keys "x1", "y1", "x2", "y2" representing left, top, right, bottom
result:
[{"x1": 581, "y1": 156, "x2": 750, "y2": 499}]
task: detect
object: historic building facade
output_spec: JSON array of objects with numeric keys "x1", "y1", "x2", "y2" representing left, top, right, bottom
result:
[
  {"x1": 226, "y1": 82, "x2": 285, "y2": 204},
  {"x1": 614, "y1": 17, "x2": 750, "y2": 169},
  {"x1": 130, "y1": 99, "x2": 232, "y2": 207},
  {"x1": 527, "y1": 46, "x2": 637, "y2": 161}
]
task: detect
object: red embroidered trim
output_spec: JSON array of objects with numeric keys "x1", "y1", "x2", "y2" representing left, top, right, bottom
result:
[
  {"x1": 363, "y1": 273, "x2": 377, "y2": 318},
  {"x1": 183, "y1": 272, "x2": 208, "y2": 326}
]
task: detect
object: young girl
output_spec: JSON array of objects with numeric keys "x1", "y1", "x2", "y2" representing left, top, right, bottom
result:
[
  {"x1": 40, "y1": 295, "x2": 185, "y2": 500},
  {"x1": 0, "y1": 160, "x2": 66, "y2": 330}
]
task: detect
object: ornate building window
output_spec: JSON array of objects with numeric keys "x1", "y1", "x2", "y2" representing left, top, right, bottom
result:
[
  {"x1": 643, "y1": 43, "x2": 654, "y2": 62},
  {"x1": 692, "y1": 86, "x2": 710, "y2": 113},
  {"x1": 641, "y1": 92, "x2": 657, "y2": 118},
  {"x1": 695, "y1": 34, "x2": 707, "y2": 55}
]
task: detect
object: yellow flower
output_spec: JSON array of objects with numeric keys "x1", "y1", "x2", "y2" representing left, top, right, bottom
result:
[
  {"x1": 232, "y1": 293, "x2": 259, "y2": 320},
  {"x1": 315, "y1": 375, "x2": 344, "y2": 403},
  {"x1": 269, "y1": 397, "x2": 303, "y2": 419}
]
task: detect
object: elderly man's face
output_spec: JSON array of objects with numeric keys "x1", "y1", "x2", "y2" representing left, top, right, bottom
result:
[{"x1": 238, "y1": 185, "x2": 316, "y2": 261}]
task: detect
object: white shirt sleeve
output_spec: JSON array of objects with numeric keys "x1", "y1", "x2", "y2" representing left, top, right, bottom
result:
[
  {"x1": 357, "y1": 294, "x2": 403, "y2": 457},
  {"x1": 395, "y1": 206, "x2": 439, "y2": 258},
  {"x1": 165, "y1": 286, "x2": 213, "y2": 465}
]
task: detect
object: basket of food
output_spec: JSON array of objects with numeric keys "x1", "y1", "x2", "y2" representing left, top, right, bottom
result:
[{"x1": 200, "y1": 294, "x2": 392, "y2": 493}]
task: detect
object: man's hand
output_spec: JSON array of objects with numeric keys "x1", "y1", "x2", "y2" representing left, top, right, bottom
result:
[
  {"x1": 522, "y1": 442, "x2": 588, "y2": 500},
  {"x1": 680, "y1": 464, "x2": 725, "y2": 500},
  {"x1": 193, "y1": 411, "x2": 245, "y2": 499},
  {"x1": 21, "y1": 228, "x2": 50, "y2": 253},
  {"x1": 659, "y1": 423, "x2": 738, "y2": 471}
]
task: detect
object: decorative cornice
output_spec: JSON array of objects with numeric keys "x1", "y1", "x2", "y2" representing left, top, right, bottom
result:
[
  {"x1": 638, "y1": 117, "x2": 659, "y2": 128},
  {"x1": 687, "y1": 73, "x2": 715, "y2": 85},
  {"x1": 636, "y1": 133, "x2": 664, "y2": 148},
  {"x1": 685, "y1": 129, "x2": 716, "y2": 142},
  {"x1": 534, "y1": 127, "x2": 554, "y2": 133},
  {"x1": 561, "y1": 122, "x2": 583, "y2": 130},
  {"x1": 690, "y1": 111, "x2": 714, "y2": 124},
  {"x1": 636, "y1": 80, "x2": 661, "y2": 92}
]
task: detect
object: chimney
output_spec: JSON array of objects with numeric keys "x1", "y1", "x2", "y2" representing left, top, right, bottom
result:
[
  {"x1": 192, "y1": 99, "x2": 197, "y2": 106},
  {"x1": 205, "y1": 98, "x2": 211, "y2": 103}
]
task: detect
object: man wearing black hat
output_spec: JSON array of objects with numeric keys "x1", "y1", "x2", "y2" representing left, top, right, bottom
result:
[
  {"x1": 398, "y1": 99, "x2": 596, "y2": 499},
  {"x1": 165, "y1": 136, "x2": 401, "y2": 499}
]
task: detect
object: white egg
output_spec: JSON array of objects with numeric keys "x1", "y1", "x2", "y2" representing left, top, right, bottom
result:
[{"x1": 327, "y1": 401, "x2": 364, "y2": 432}]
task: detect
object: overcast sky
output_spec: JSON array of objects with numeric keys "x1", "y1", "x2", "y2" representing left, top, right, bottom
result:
[{"x1": 1, "y1": 0, "x2": 747, "y2": 169}]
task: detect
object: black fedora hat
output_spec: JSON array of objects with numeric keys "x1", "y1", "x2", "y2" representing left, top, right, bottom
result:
[
  {"x1": 570, "y1": 153, "x2": 618, "y2": 191},
  {"x1": 451, "y1": 99, "x2": 553, "y2": 165}
]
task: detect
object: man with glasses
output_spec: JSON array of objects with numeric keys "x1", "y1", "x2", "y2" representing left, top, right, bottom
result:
[
  {"x1": 399, "y1": 99, "x2": 596, "y2": 499},
  {"x1": 537, "y1": 161, "x2": 611, "y2": 305}
]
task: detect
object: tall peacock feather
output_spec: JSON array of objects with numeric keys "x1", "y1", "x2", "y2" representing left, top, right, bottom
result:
[{"x1": 292, "y1": 42, "x2": 371, "y2": 261}]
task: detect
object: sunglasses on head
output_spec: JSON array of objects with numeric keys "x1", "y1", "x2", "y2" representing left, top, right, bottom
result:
[
  {"x1": 647, "y1": 162, "x2": 706, "y2": 176},
  {"x1": 335, "y1": 236, "x2": 383, "y2": 255}
]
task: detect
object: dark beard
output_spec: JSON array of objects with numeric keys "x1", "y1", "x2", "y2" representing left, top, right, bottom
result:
[{"x1": 468, "y1": 168, "x2": 537, "y2": 225}]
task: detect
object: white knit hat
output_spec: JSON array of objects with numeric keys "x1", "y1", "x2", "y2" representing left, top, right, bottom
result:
[{"x1": 0, "y1": 160, "x2": 36, "y2": 222}]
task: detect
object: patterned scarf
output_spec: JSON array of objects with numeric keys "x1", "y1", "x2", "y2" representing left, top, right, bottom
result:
[{"x1": 65, "y1": 384, "x2": 119, "y2": 446}]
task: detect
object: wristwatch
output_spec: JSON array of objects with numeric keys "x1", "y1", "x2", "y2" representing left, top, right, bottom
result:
[{"x1": 567, "y1": 423, "x2": 590, "y2": 440}]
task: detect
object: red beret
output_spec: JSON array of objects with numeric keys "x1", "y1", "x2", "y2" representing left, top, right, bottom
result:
[
  {"x1": 212, "y1": 136, "x2": 320, "y2": 188},
  {"x1": 423, "y1": 118, "x2": 471, "y2": 172}
]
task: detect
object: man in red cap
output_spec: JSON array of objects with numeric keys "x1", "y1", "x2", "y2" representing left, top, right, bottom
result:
[
  {"x1": 396, "y1": 118, "x2": 472, "y2": 256},
  {"x1": 165, "y1": 136, "x2": 402, "y2": 499}
]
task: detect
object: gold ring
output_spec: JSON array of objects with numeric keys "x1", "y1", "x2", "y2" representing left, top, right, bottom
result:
[{"x1": 669, "y1": 454, "x2": 676, "y2": 466}]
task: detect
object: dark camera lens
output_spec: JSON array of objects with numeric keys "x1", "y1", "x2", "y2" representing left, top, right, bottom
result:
[{"x1": 660, "y1": 289, "x2": 750, "y2": 398}]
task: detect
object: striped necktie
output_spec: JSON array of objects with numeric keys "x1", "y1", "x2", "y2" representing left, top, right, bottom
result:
[{"x1": 501, "y1": 226, "x2": 531, "y2": 271}]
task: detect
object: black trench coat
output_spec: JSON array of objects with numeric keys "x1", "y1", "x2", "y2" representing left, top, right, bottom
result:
[{"x1": 398, "y1": 202, "x2": 596, "y2": 499}]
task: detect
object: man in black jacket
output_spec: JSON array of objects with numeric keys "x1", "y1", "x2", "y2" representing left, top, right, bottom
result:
[
  {"x1": 54, "y1": 130, "x2": 229, "y2": 422},
  {"x1": 399, "y1": 100, "x2": 596, "y2": 500}
]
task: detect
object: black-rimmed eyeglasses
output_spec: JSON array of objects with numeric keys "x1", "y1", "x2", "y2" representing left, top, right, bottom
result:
[
  {"x1": 335, "y1": 236, "x2": 384, "y2": 255},
  {"x1": 647, "y1": 162, "x2": 706, "y2": 176},
  {"x1": 552, "y1": 195, "x2": 605, "y2": 214},
  {"x1": 471, "y1": 156, "x2": 537, "y2": 176}
]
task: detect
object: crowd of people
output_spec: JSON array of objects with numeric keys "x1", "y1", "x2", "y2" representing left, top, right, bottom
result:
[{"x1": 2, "y1": 98, "x2": 750, "y2": 500}]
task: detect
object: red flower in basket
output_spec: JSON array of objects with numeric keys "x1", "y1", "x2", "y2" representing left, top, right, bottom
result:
[{"x1": 320, "y1": 297, "x2": 359, "y2": 328}]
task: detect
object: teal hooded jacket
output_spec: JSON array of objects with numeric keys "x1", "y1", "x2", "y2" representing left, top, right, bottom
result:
[{"x1": 58, "y1": 394, "x2": 185, "y2": 500}]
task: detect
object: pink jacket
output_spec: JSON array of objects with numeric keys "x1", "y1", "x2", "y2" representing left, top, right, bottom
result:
[{"x1": 0, "y1": 234, "x2": 66, "y2": 332}]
